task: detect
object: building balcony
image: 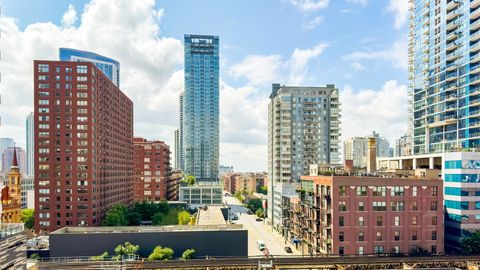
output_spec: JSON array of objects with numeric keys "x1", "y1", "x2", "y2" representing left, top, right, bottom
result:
[
  {"x1": 471, "y1": 54, "x2": 480, "y2": 64},
  {"x1": 473, "y1": 0, "x2": 480, "y2": 9},
  {"x1": 447, "y1": 41, "x2": 459, "y2": 52},
  {"x1": 445, "y1": 94, "x2": 457, "y2": 101},
  {"x1": 446, "y1": 62, "x2": 457, "y2": 71},
  {"x1": 472, "y1": 42, "x2": 480, "y2": 53},
  {"x1": 474, "y1": 8, "x2": 480, "y2": 21},
  {"x1": 471, "y1": 98, "x2": 480, "y2": 107},
  {"x1": 471, "y1": 76, "x2": 480, "y2": 85},
  {"x1": 472, "y1": 31, "x2": 480, "y2": 42},
  {"x1": 447, "y1": 0, "x2": 460, "y2": 11},
  {"x1": 447, "y1": 31, "x2": 460, "y2": 41},
  {"x1": 445, "y1": 84, "x2": 458, "y2": 92},
  {"x1": 445, "y1": 105, "x2": 457, "y2": 112},
  {"x1": 471, "y1": 87, "x2": 480, "y2": 96},
  {"x1": 473, "y1": 19, "x2": 480, "y2": 31},
  {"x1": 447, "y1": 52, "x2": 460, "y2": 61},
  {"x1": 447, "y1": 10, "x2": 461, "y2": 20},
  {"x1": 446, "y1": 73, "x2": 458, "y2": 82}
]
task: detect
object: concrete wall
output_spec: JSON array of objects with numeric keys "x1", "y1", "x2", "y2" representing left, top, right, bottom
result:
[{"x1": 50, "y1": 229, "x2": 248, "y2": 258}]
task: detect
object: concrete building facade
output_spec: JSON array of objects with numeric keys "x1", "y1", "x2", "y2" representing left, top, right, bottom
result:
[
  {"x1": 26, "y1": 112, "x2": 34, "y2": 176},
  {"x1": 267, "y1": 83, "x2": 341, "y2": 228},
  {"x1": 34, "y1": 61, "x2": 133, "y2": 233},
  {"x1": 133, "y1": 138, "x2": 171, "y2": 202}
]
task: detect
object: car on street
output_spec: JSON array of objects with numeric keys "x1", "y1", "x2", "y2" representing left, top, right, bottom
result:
[
  {"x1": 256, "y1": 218, "x2": 263, "y2": 222},
  {"x1": 247, "y1": 210, "x2": 253, "y2": 214},
  {"x1": 256, "y1": 239, "x2": 266, "y2": 251},
  {"x1": 284, "y1": 246, "x2": 293, "y2": 253}
]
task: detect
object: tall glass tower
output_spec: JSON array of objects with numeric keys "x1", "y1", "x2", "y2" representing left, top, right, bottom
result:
[
  {"x1": 26, "y1": 112, "x2": 34, "y2": 176},
  {"x1": 183, "y1": 34, "x2": 219, "y2": 183},
  {"x1": 411, "y1": 0, "x2": 480, "y2": 154},
  {"x1": 59, "y1": 48, "x2": 120, "y2": 87}
]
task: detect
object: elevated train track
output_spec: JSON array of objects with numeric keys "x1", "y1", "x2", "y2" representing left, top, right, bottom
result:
[{"x1": 38, "y1": 254, "x2": 480, "y2": 270}]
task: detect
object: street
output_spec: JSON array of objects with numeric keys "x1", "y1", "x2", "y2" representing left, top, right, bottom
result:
[{"x1": 224, "y1": 194, "x2": 300, "y2": 256}]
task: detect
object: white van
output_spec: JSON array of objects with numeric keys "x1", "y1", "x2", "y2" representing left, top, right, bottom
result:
[{"x1": 256, "y1": 239, "x2": 266, "y2": 251}]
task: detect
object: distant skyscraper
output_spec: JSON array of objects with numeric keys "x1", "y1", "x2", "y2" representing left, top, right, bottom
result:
[
  {"x1": 371, "y1": 131, "x2": 393, "y2": 158},
  {"x1": 59, "y1": 48, "x2": 120, "y2": 86},
  {"x1": 0, "y1": 138, "x2": 14, "y2": 171},
  {"x1": 1, "y1": 147, "x2": 26, "y2": 176},
  {"x1": 343, "y1": 137, "x2": 368, "y2": 167},
  {"x1": 394, "y1": 133, "x2": 411, "y2": 157},
  {"x1": 26, "y1": 112, "x2": 34, "y2": 176},
  {"x1": 178, "y1": 91, "x2": 185, "y2": 170},
  {"x1": 182, "y1": 34, "x2": 219, "y2": 183},
  {"x1": 267, "y1": 83, "x2": 341, "y2": 228},
  {"x1": 174, "y1": 129, "x2": 180, "y2": 170}
]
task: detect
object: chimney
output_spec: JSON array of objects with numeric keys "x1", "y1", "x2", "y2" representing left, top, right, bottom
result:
[{"x1": 367, "y1": 137, "x2": 376, "y2": 174}]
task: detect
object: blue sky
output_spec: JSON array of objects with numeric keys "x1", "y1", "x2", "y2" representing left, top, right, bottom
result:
[{"x1": 0, "y1": 0, "x2": 409, "y2": 171}]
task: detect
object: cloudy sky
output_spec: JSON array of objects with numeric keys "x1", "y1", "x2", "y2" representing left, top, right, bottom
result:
[{"x1": 0, "y1": 0, "x2": 409, "y2": 172}]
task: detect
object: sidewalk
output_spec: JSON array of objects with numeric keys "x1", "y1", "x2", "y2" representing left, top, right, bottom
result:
[{"x1": 263, "y1": 223, "x2": 301, "y2": 255}]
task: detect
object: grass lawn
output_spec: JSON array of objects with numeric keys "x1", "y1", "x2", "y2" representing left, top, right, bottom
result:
[{"x1": 155, "y1": 208, "x2": 180, "y2": 225}]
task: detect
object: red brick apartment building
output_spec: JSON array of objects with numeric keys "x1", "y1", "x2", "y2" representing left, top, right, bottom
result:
[
  {"x1": 34, "y1": 61, "x2": 133, "y2": 233},
  {"x1": 133, "y1": 138, "x2": 171, "y2": 201},
  {"x1": 286, "y1": 175, "x2": 444, "y2": 256}
]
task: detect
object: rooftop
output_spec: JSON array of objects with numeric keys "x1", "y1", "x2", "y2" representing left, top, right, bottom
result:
[
  {"x1": 0, "y1": 223, "x2": 24, "y2": 239},
  {"x1": 197, "y1": 206, "x2": 226, "y2": 225},
  {"x1": 51, "y1": 224, "x2": 243, "y2": 234}
]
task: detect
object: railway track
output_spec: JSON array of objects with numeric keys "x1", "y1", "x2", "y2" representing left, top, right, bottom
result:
[{"x1": 38, "y1": 254, "x2": 480, "y2": 270}]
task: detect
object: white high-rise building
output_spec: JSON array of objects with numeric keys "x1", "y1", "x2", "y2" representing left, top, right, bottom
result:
[
  {"x1": 267, "y1": 83, "x2": 341, "y2": 229},
  {"x1": 343, "y1": 137, "x2": 368, "y2": 167}
]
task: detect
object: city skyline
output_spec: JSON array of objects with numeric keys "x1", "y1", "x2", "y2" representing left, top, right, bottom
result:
[{"x1": 0, "y1": 0, "x2": 409, "y2": 171}]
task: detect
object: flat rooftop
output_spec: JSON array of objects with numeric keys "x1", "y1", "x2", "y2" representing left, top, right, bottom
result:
[
  {"x1": 197, "y1": 206, "x2": 227, "y2": 225},
  {"x1": 0, "y1": 223, "x2": 24, "y2": 239},
  {"x1": 51, "y1": 224, "x2": 243, "y2": 234}
]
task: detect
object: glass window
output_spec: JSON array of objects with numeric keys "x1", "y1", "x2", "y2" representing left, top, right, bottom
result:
[
  {"x1": 412, "y1": 186, "x2": 417, "y2": 196},
  {"x1": 357, "y1": 186, "x2": 367, "y2": 196},
  {"x1": 376, "y1": 216, "x2": 383, "y2": 226},
  {"x1": 373, "y1": 201, "x2": 386, "y2": 211},
  {"x1": 372, "y1": 186, "x2": 386, "y2": 196},
  {"x1": 391, "y1": 201, "x2": 404, "y2": 211},
  {"x1": 394, "y1": 216, "x2": 400, "y2": 226},
  {"x1": 391, "y1": 186, "x2": 405, "y2": 196},
  {"x1": 358, "y1": 246, "x2": 364, "y2": 255},
  {"x1": 394, "y1": 231, "x2": 400, "y2": 241},
  {"x1": 358, "y1": 216, "x2": 365, "y2": 226},
  {"x1": 338, "y1": 186, "x2": 346, "y2": 196},
  {"x1": 339, "y1": 201, "x2": 347, "y2": 211},
  {"x1": 376, "y1": 231, "x2": 382, "y2": 241},
  {"x1": 339, "y1": 231, "x2": 344, "y2": 242},
  {"x1": 358, "y1": 201, "x2": 365, "y2": 211},
  {"x1": 412, "y1": 216, "x2": 417, "y2": 225},
  {"x1": 339, "y1": 216, "x2": 344, "y2": 227},
  {"x1": 374, "y1": 246, "x2": 384, "y2": 254},
  {"x1": 38, "y1": 64, "x2": 49, "y2": 72},
  {"x1": 358, "y1": 231, "x2": 364, "y2": 241}
]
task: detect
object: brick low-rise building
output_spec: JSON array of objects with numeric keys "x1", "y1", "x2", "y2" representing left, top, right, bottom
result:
[
  {"x1": 133, "y1": 138, "x2": 171, "y2": 201},
  {"x1": 286, "y1": 175, "x2": 444, "y2": 256},
  {"x1": 167, "y1": 170, "x2": 182, "y2": 201},
  {"x1": 34, "y1": 61, "x2": 133, "y2": 233},
  {"x1": 223, "y1": 172, "x2": 268, "y2": 194}
]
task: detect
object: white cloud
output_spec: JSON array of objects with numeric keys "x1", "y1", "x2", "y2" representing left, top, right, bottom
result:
[
  {"x1": 386, "y1": 0, "x2": 409, "y2": 29},
  {"x1": 346, "y1": 0, "x2": 367, "y2": 5},
  {"x1": 0, "y1": 0, "x2": 182, "y2": 151},
  {"x1": 288, "y1": 43, "x2": 328, "y2": 84},
  {"x1": 340, "y1": 80, "x2": 408, "y2": 141},
  {"x1": 287, "y1": 0, "x2": 330, "y2": 12},
  {"x1": 350, "y1": 62, "x2": 364, "y2": 71},
  {"x1": 229, "y1": 55, "x2": 282, "y2": 85},
  {"x1": 302, "y1": 16, "x2": 324, "y2": 30},
  {"x1": 61, "y1": 4, "x2": 78, "y2": 28},
  {"x1": 343, "y1": 36, "x2": 407, "y2": 70}
]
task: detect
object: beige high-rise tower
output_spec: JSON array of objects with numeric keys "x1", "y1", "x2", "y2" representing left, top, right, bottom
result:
[{"x1": 367, "y1": 137, "x2": 376, "y2": 174}]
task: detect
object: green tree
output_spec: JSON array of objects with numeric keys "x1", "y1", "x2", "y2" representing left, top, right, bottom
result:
[
  {"x1": 246, "y1": 198, "x2": 262, "y2": 213},
  {"x1": 147, "y1": 246, "x2": 174, "y2": 261},
  {"x1": 255, "y1": 208, "x2": 264, "y2": 218},
  {"x1": 184, "y1": 175, "x2": 196, "y2": 186},
  {"x1": 21, "y1": 209, "x2": 35, "y2": 230},
  {"x1": 114, "y1": 242, "x2": 139, "y2": 260},
  {"x1": 177, "y1": 210, "x2": 190, "y2": 225},
  {"x1": 90, "y1": 251, "x2": 109, "y2": 261},
  {"x1": 158, "y1": 200, "x2": 169, "y2": 214},
  {"x1": 103, "y1": 204, "x2": 129, "y2": 226},
  {"x1": 462, "y1": 231, "x2": 480, "y2": 254},
  {"x1": 152, "y1": 212, "x2": 163, "y2": 225},
  {"x1": 127, "y1": 211, "x2": 142, "y2": 226},
  {"x1": 182, "y1": 249, "x2": 196, "y2": 260},
  {"x1": 258, "y1": 186, "x2": 268, "y2": 195},
  {"x1": 29, "y1": 253, "x2": 40, "y2": 260}
]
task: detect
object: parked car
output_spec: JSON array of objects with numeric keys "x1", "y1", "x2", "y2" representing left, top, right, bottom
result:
[
  {"x1": 247, "y1": 210, "x2": 253, "y2": 215},
  {"x1": 256, "y1": 218, "x2": 263, "y2": 222},
  {"x1": 232, "y1": 216, "x2": 239, "y2": 221},
  {"x1": 284, "y1": 246, "x2": 293, "y2": 253}
]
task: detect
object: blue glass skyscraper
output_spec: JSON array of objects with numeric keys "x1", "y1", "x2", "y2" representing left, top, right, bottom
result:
[
  {"x1": 183, "y1": 34, "x2": 219, "y2": 183},
  {"x1": 59, "y1": 48, "x2": 120, "y2": 87}
]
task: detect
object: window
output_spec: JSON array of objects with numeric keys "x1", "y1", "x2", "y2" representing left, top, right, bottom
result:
[
  {"x1": 339, "y1": 232, "x2": 344, "y2": 242},
  {"x1": 76, "y1": 76, "x2": 88, "y2": 81},
  {"x1": 339, "y1": 201, "x2": 347, "y2": 211},
  {"x1": 357, "y1": 186, "x2": 367, "y2": 196},
  {"x1": 432, "y1": 216, "x2": 437, "y2": 225},
  {"x1": 394, "y1": 231, "x2": 400, "y2": 241},
  {"x1": 373, "y1": 201, "x2": 386, "y2": 211},
  {"x1": 77, "y1": 65, "x2": 88, "y2": 74},
  {"x1": 358, "y1": 231, "x2": 364, "y2": 241},
  {"x1": 376, "y1": 216, "x2": 383, "y2": 226},
  {"x1": 358, "y1": 216, "x2": 365, "y2": 226},
  {"x1": 432, "y1": 231, "x2": 437, "y2": 240},
  {"x1": 358, "y1": 201, "x2": 365, "y2": 211},
  {"x1": 339, "y1": 247, "x2": 344, "y2": 255},
  {"x1": 393, "y1": 246, "x2": 400, "y2": 254},
  {"x1": 373, "y1": 186, "x2": 386, "y2": 196},
  {"x1": 339, "y1": 216, "x2": 344, "y2": 227},
  {"x1": 391, "y1": 201, "x2": 405, "y2": 211},
  {"x1": 338, "y1": 186, "x2": 346, "y2": 196},
  {"x1": 77, "y1": 101, "x2": 88, "y2": 106},
  {"x1": 412, "y1": 216, "x2": 418, "y2": 225},
  {"x1": 376, "y1": 231, "x2": 383, "y2": 241},
  {"x1": 412, "y1": 231, "x2": 418, "y2": 241},
  {"x1": 39, "y1": 99, "x2": 49, "y2": 105},
  {"x1": 391, "y1": 187, "x2": 405, "y2": 196},
  {"x1": 358, "y1": 246, "x2": 364, "y2": 255},
  {"x1": 411, "y1": 201, "x2": 418, "y2": 211},
  {"x1": 374, "y1": 246, "x2": 384, "y2": 254},
  {"x1": 431, "y1": 201, "x2": 438, "y2": 211},
  {"x1": 38, "y1": 64, "x2": 49, "y2": 72},
  {"x1": 394, "y1": 216, "x2": 400, "y2": 226},
  {"x1": 431, "y1": 187, "x2": 438, "y2": 196},
  {"x1": 412, "y1": 186, "x2": 417, "y2": 196}
]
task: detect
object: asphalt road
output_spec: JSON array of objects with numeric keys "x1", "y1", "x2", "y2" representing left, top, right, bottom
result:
[{"x1": 223, "y1": 194, "x2": 300, "y2": 256}]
